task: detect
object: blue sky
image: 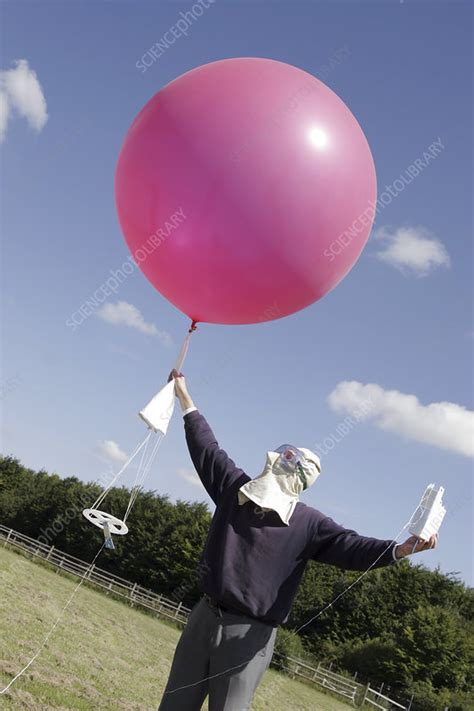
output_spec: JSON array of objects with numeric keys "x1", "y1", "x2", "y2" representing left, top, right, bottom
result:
[{"x1": 1, "y1": 0, "x2": 472, "y2": 585}]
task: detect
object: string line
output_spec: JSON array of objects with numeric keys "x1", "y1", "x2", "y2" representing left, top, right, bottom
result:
[
  {"x1": 293, "y1": 497, "x2": 429, "y2": 635},
  {"x1": 92, "y1": 434, "x2": 151, "y2": 511},
  {"x1": 0, "y1": 544, "x2": 105, "y2": 696},
  {"x1": 124, "y1": 433, "x2": 164, "y2": 523},
  {"x1": 123, "y1": 431, "x2": 153, "y2": 523}
]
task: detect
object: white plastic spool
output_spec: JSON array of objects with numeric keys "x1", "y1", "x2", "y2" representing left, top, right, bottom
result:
[{"x1": 82, "y1": 508, "x2": 129, "y2": 536}]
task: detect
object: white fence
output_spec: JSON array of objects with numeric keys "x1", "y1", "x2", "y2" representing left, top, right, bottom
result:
[
  {"x1": 0, "y1": 525, "x2": 191, "y2": 624},
  {"x1": 1, "y1": 524, "x2": 411, "y2": 709},
  {"x1": 272, "y1": 653, "x2": 360, "y2": 704}
]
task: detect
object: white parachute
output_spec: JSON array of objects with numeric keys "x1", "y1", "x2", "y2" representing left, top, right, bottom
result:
[{"x1": 81, "y1": 323, "x2": 196, "y2": 549}]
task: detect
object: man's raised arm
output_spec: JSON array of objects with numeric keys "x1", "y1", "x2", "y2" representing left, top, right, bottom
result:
[{"x1": 170, "y1": 370, "x2": 248, "y2": 505}]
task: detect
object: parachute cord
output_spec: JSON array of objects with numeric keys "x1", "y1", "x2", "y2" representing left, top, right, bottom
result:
[
  {"x1": 91, "y1": 433, "x2": 151, "y2": 511},
  {"x1": 123, "y1": 433, "x2": 164, "y2": 523},
  {"x1": 122, "y1": 431, "x2": 152, "y2": 523}
]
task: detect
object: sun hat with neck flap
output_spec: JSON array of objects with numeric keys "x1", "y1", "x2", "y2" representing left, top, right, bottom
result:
[{"x1": 238, "y1": 445, "x2": 321, "y2": 525}]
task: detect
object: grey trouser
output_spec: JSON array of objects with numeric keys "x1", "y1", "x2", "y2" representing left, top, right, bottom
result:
[{"x1": 158, "y1": 597, "x2": 277, "y2": 710}]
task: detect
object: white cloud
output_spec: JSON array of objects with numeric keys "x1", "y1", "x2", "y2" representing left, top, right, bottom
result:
[
  {"x1": 177, "y1": 467, "x2": 201, "y2": 488},
  {"x1": 375, "y1": 226, "x2": 450, "y2": 277},
  {"x1": 0, "y1": 59, "x2": 48, "y2": 142},
  {"x1": 96, "y1": 301, "x2": 172, "y2": 345},
  {"x1": 328, "y1": 381, "x2": 474, "y2": 458},
  {"x1": 96, "y1": 439, "x2": 128, "y2": 464},
  {"x1": 0, "y1": 91, "x2": 10, "y2": 141}
]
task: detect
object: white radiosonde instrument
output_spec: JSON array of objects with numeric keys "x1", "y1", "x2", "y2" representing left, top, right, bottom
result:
[{"x1": 407, "y1": 483, "x2": 446, "y2": 541}]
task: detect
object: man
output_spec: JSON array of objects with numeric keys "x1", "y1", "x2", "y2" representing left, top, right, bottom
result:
[{"x1": 158, "y1": 370, "x2": 437, "y2": 711}]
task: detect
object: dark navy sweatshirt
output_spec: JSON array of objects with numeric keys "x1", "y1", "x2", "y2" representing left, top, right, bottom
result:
[{"x1": 184, "y1": 410, "x2": 397, "y2": 626}]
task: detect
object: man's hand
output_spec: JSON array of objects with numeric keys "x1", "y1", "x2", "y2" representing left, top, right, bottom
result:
[
  {"x1": 168, "y1": 369, "x2": 195, "y2": 412},
  {"x1": 395, "y1": 533, "x2": 438, "y2": 559}
]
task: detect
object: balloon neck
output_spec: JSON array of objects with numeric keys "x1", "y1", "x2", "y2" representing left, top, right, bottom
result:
[{"x1": 189, "y1": 320, "x2": 198, "y2": 333}]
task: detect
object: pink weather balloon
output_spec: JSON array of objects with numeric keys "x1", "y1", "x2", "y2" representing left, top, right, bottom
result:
[{"x1": 115, "y1": 58, "x2": 377, "y2": 325}]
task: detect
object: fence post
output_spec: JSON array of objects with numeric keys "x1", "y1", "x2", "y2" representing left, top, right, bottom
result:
[
  {"x1": 175, "y1": 601, "x2": 182, "y2": 619},
  {"x1": 46, "y1": 545, "x2": 54, "y2": 561},
  {"x1": 4, "y1": 528, "x2": 12, "y2": 547},
  {"x1": 130, "y1": 582, "x2": 138, "y2": 606},
  {"x1": 407, "y1": 693, "x2": 415, "y2": 710},
  {"x1": 359, "y1": 682, "x2": 370, "y2": 706}
]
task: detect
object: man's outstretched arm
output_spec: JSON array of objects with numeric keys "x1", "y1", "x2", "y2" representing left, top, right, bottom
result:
[
  {"x1": 170, "y1": 370, "x2": 249, "y2": 505},
  {"x1": 311, "y1": 516, "x2": 397, "y2": 570},
  {"x1": 311, "y1": 516, "x2": 438, "y2": 571}
]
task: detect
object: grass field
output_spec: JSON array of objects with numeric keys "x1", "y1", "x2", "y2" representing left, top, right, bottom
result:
[{"x1": 0, "y1": 546, "x2": 351, "y2": 710}]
